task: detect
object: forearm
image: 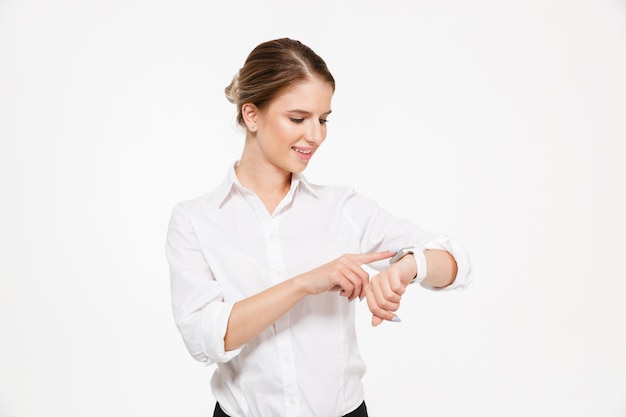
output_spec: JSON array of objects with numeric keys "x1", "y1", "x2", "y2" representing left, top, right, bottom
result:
[
  {"x1": 224, "y1": 277, "x2": 308, "y2": 351},
  {"x1": 225, "y1": 251, "x2": 394, "y2": 350},
  {"x1": 421, "y1": 249, "x2": 458, "y2": 288}
]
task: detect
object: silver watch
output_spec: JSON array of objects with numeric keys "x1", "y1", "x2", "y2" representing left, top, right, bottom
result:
[{"x1": 389, "y1": 247, "x2": 416, "y2": 264}]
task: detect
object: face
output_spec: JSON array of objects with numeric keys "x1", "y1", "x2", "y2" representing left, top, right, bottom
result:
[{"x1": 243, "y1": 76, "x2": 333, "y2": 174}]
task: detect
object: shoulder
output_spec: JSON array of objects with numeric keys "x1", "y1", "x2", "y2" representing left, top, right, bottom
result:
[
  {"x1": 303, "y1": 180, "x2": 379, "y2": 210},
  {"x1": 169, "y1": 185, "x2": 224, "y2": 222},
  {"x1": 308, "y1": 181, "x2": 353, "y2": 196},
  {"x1": 302, "y1": 180, "x2": 357, "y2": 200}
]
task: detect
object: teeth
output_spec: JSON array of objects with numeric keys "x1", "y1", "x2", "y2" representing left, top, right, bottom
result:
[{"x1": 292, "y1": 147, "x2": 311, "y2": 154}]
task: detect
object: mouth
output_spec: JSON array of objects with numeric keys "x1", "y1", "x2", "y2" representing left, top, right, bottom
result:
[
  {"x1": 291, "y1": 146, "x2": 312, "y2": 155},
  {"x1": 291, "y1": 146, "x2": 313, "y2": 161}
]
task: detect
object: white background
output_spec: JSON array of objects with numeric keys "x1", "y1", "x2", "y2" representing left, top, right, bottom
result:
[{"x1": 1, "y1": 1, "x2": 625, "y2": 416}]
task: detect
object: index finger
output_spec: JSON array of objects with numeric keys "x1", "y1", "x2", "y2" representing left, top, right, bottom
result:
[{"x1": 354, "y1": 251, "x2": 396, "y2": 265}]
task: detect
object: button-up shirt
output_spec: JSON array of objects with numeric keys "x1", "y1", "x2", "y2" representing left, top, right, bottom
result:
[{"x1": 165, "y1": 163, "x2": 471, "y2": 417}]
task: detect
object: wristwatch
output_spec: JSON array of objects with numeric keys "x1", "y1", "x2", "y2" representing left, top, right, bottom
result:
[{"x1": 389, "y1": 246, "x2": 428, "y2": 284}]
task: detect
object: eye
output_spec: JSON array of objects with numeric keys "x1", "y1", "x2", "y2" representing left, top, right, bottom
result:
[
  {"x1": 319, "y1": 118, "x2": 329, "y2": 125},
  {"x1": 289, "y1": 118, "x2": 305, "y2": 124}
]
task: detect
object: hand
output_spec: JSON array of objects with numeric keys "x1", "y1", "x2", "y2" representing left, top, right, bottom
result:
[
  {"x1": 298, "y1": 251, "x2": 395, "y2": 301},
  {"x1": 365, "y1": 254, "x2": 417, "y2": 326}
]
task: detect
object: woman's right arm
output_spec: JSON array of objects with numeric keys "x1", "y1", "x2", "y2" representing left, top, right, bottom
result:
[
  {"x1": 168, "y1": 203, "x2": 394, "y2": 357},
  {"x1": 224, "y1": 251, "x2": 395, "y2": 351}
]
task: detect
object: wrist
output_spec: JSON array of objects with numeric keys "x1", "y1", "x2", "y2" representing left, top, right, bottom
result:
[
  {"x1": 291, "y1": 274, "x2": 315, "y2": 297},
  {"x1": 390, "y1": 246, "x2": 428, "y2": 284},
  {"x1": 396, "y1": 255, "x2": 418, "y2": 285}
]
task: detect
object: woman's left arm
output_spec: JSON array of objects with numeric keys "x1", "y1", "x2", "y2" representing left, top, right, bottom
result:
[
  {"x1": 340, "y1": 189, "x2": 472, "y2": 326},
  {"x1": 364, "y1": 249, "x2": 458, "y2": 327}
]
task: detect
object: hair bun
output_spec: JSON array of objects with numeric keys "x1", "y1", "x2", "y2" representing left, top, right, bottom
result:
[{"x1": 224, "y1": 72, "x2": 240, "y2": 104}]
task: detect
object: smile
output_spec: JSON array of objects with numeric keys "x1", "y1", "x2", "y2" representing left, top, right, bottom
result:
[{"x1": 291, "y1": 147, "x2": 312, "y2": 154}]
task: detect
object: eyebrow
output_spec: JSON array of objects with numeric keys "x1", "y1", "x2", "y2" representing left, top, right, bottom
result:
[{"x1": 288, "y1": 109, "x2": 332, "y2": 116}]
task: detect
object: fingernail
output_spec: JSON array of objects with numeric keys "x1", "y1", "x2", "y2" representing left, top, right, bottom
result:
[
  {"x1": 388, "y1": 248, "x2": 398, "y2": 253},
  {"x1": 390, "y1": 316, "x2": 402, "y2": 323}
]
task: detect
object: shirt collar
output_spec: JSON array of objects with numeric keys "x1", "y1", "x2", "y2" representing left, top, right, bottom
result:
[
  {"x1": 292, "y1": 171, "x2": 320, "y2": 199},
  {"x1": 216, "y1": 162, "x2": 320, "y2": 208}
]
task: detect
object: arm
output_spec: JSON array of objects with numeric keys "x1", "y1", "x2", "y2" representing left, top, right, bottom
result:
[
  {"x1": 422, "y1": 249, "x2": 458, "y2": 289},
  {"x1": 224, "y1": 278, "x2": 306, "y2": 351},
  {"x1": 168, "y1": 201, "x2": 395, "y2": 360},
  {"x1": 339, "y1": 189, "x2": 471, "y2": 326},
  {"x1": 365, "y1": 249, "x2": 459, "y2": 327},
  {"x1": 224, "y1": 251, "x2": 395, "y2": 351}
]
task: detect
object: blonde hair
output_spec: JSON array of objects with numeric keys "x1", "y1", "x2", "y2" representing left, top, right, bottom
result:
[{"x1": 225, "y1": 38, "x2": 335, "y2": 127}]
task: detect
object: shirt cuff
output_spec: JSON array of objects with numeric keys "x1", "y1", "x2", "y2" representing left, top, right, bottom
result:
[{"x1": 200, "y1": 301, "x2": 244, "y2": 365}]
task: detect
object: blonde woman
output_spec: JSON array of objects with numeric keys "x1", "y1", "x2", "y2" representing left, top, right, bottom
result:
[{"x1": 166, "y1": 38, "x2": 471, "y2": 417}]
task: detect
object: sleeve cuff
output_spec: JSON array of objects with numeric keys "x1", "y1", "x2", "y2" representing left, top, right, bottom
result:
[{"x1": 200, "y1": 301, "x2": 244, "y2": 365}]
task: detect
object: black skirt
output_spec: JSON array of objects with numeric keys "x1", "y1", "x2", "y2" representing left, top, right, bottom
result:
[{"x1": 213, "y1": 400, "x2": 368, "y2": 417}]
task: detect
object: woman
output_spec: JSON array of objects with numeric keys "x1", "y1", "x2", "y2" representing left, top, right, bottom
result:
[{"x1": 166, "y1": 38, "x2": 471, "y2": 417}]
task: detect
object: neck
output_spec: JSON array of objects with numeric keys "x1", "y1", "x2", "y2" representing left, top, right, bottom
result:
[{"x1": 236, "y1": 152, "x2": 292, "y2": 214}]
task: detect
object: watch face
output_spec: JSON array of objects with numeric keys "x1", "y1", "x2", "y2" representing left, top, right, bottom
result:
[
  {"x1": 389, "y1": 251, "x2": 403, "y2": 264},
  {"x1": 389, "y1": 248, "x2": 413, "y2": 264}
]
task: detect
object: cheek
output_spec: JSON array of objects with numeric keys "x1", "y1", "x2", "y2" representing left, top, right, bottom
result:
[{"x1": 274, "y1": 119, "x2": 300, "y2": 139}]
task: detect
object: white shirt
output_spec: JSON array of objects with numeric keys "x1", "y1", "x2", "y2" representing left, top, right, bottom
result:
[{"x1": 165, "y1": 164, "x2": 471, "y2": 417}]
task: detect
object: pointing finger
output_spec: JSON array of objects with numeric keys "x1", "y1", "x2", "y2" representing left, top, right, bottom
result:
[{"x1": 355, "y1": 251, "x2": 395, "y2": 265}]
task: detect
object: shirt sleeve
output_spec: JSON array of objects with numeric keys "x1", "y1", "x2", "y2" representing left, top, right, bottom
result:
[
  {"x1": 165, "y1": 203, "x2": 243, "y2": 364},
  {"x1": 341, "y1": 190, "x2": 472, "y2": 291}
]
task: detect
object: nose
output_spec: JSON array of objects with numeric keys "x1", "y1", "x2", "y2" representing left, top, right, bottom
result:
[{"x1": 305, "y1": 120, "x2": 325, "y2": 145}]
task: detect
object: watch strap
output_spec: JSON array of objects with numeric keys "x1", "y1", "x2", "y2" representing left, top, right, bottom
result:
[{"x1": 412, "y1": 248, "x2": 428, "y2": 283}]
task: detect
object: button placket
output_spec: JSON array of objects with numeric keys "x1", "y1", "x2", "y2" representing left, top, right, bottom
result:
[{"x1": 263, "y1": 216, "x2": 300, "y2": 416}]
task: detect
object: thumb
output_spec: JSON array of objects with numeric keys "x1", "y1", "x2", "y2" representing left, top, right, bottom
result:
[{"x1": 371, "y1": 314, "x2": 384, "y2": 327}]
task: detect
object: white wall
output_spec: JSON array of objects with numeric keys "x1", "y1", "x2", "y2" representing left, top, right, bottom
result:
[{"x1": 1, "y1": 1, "x2": 625, "y2": 416}]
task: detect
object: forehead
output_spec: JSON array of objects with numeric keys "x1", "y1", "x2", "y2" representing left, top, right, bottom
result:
[{"x1": 268, "y1": 77, "x2": 333, "y2": 112}]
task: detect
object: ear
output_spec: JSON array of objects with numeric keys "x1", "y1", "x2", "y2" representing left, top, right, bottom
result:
[{"x1": 241, "y1": 103, "x2": 259, "y2": 132}]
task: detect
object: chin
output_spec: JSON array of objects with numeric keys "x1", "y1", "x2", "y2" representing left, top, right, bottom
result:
[
  {"x1": 288, "y1": 161, "x2": 309, "y2": 174},
  {"x1": 290, "y1": 167, "x2": 307, "y2": 174}
]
